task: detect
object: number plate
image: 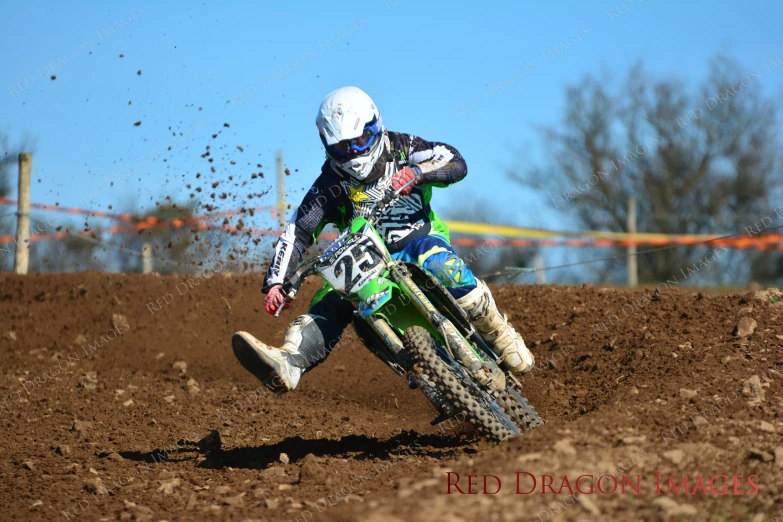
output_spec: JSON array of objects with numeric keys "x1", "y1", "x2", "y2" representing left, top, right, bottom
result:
[{"x1": 318, "y1": 234, "x2": 385, "y2": 295}]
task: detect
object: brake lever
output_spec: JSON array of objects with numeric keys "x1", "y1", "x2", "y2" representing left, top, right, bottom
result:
[
  {"x1": 274, "y1": 260, "x2": 317, "y2": 317},
  {"x1": 274, "y1": 285, "x2": 299, "y2": 317},
  {"x1": 393, "y1": 177, "x2": 417, "y2": 196},
  {"x1": 369, "y1": 178, "x2": 417, "y2": 226},
  {"x1": 274, "y1": 296, "x2": 290, "y2": 317}
]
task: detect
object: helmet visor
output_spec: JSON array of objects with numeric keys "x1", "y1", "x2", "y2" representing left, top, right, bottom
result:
[{"x1": 322, "y1": 117, "x2": 382, "y2": 159}]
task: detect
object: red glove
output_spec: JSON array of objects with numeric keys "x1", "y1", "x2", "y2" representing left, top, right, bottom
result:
[
  {"x1": 264, "y1": 285, "x2": 290, "y2": 315},
  {"x1": 391, "y1": 166, "x2": 422, "y2": 195}
]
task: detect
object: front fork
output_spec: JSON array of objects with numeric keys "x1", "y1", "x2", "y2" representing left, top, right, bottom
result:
[
  {"x1": 386, "y1": 262, "x2": 506, "y2": 394},
  {"x1": 357, "y1": 262, "x2": 507, "y2": 424},
  {"x1": 356, "y1": 312, "x2": 459, "y2": 424}
]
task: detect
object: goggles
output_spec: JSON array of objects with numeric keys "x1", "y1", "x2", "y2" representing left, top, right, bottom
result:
[{"x1": 322, "y1": 117, "x2": 383, "y2": 158}]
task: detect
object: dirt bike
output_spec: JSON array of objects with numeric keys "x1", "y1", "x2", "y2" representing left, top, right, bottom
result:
[{"x1": 274, "y1": 181, "x2": 543, "y2": 441}]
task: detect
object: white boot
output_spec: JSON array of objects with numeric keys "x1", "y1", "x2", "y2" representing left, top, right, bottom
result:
[
  {"x1": 456, "y1": 280, "x2": 535, "y2": 375},
  {"x1": 232, "y1": 315, "x2": 334, "y2": 392},
  {"x1": 232, "y1": 331, "x2": 305, "y2": 392}
]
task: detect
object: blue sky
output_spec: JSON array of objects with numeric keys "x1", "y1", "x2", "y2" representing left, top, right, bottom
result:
[{"x1": 2, "y1": 0, "x2": 782, "y2": 271}]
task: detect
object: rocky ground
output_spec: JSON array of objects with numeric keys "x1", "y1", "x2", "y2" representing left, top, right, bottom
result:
[{"x1": 1, "y1": 273, "x2": 782, "y2": 521}]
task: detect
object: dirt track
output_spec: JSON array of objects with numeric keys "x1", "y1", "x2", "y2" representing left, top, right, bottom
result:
[{"x1": 1, "y1": 273, "x2": 782, "y2": 521}]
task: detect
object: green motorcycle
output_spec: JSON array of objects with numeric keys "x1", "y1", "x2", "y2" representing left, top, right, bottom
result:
[{"x1": 274, "y1": 183, "x2": 543, "y2": 441}]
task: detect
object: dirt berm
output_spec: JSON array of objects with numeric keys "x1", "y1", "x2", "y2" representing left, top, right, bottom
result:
[{"x1": 1, "y1": 273, "x2": 782, "y2": 521}]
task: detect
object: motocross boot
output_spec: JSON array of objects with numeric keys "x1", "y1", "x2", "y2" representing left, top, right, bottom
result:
[
  {"x1": 456, "y1": 280, "x2": 535, "y2": 375},
  {"x1": 232, "y1": 314, "x2": 334, "y2": 393}
]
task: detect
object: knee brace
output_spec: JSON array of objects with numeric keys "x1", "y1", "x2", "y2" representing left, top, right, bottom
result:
[
  {"x1": 423, "y1": 252, "x2": 477, "y2": 299},
  {"x1": 286, "y1": 314, "x2": 346, "y2": 370}
]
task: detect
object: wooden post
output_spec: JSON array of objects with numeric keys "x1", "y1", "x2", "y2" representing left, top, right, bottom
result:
[
  {"x1": 534, "y1": 254, "x2": 546, "y2": 284},
  {"x1": 13, "y1": 153, "x2": 32, "y2": 275},
  {"x1": 627, "y1": 196, "x2": 638, "y2": 288},
  {"x1": 141, "y1": 242, "x2": 153, "y2": 274},
  {"x1": 276, "y1": 150, "x2": 286, "y2": 230}
]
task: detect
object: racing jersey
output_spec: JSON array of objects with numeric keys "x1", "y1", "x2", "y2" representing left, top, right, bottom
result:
[{"x1": 262, "y1": 131, "x2": 467, "y2": 292}]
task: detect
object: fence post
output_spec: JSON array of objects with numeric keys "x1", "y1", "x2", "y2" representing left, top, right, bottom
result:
[
  {"x1": 13, "y1": 153, "x2": 32, "y2": 275},
  {"x1": 276, "y1": 150, "x2": 286, "y2": 231},
  {"x1": 534, "y1": 254, "x2": 546, "y2": 284},
  {"x1": 141, "y1": 242, "x2": 153, "y2": 274},
  {"x1": 627, "y1": 196, "x2": 638, "y2": 288}
]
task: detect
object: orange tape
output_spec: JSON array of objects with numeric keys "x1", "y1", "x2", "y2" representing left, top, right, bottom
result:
[
  {"x1": 2, "y1": 197, "x2": 782, "y2": 252},
  {"x1": 0, "y1": 197, "x2": 275, "y2": 224}
]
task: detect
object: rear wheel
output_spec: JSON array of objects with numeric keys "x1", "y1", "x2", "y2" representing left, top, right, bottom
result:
[{"x1": 403, "y1": 326, "x2": 519, "y2": 442}]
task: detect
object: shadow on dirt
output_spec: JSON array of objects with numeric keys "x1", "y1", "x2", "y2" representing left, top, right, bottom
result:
[{"x1": 118, "y1": 430, "x2": 480, "y2": 470}]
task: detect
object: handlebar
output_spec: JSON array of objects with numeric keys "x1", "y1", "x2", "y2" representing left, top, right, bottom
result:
[
  {"x1": 274, "y1": 260, "x2": 317, "y2": 315},
  {"x1": 273, "y1": 177, "x2": 416, "y2": 316}
]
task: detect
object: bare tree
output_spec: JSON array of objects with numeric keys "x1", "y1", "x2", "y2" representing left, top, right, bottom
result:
[
  {"x1": 513, "y1": 55, "x2": 782, "y2": 286},
  {"x1": 113, "y1": 200, "x2": 205, "y2": 274},
  {"x1": 25, "y1": 201, "x2": 210, "y2": 273},
  {"x1": 31, "y1": 228, "x2": 105, "y2": 272}
]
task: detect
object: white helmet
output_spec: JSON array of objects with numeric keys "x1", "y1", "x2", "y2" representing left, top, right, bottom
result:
[{"x1": 316, "y1": 86, "x2": 386, "y2": 181}]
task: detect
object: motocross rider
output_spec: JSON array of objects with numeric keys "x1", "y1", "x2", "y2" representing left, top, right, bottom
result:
[{"x1": 232, "y1": 86, "x2": 535, "y2": 392}]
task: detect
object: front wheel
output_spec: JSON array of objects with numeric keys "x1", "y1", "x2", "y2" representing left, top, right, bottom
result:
[
  {"x1": 497, "y1": 388, "x2": 544, "y2": 431},
  {"x1": 403, "y1": 326, "x2": 519, "y2": 442}
]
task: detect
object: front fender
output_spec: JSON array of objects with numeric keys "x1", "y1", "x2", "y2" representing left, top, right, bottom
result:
[{"x1": 356, "y1": 276, "x2": 397, "y2": 318}]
